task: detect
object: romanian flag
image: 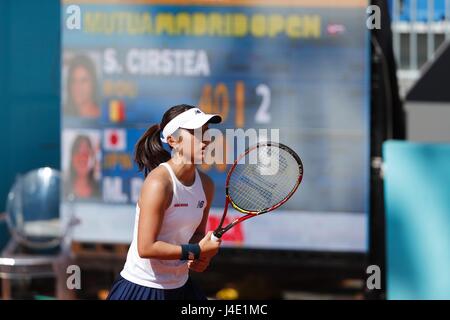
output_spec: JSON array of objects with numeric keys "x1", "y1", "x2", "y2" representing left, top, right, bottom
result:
[{"x1": 109, "y1": 100, "x2": 125, "y2": 122}]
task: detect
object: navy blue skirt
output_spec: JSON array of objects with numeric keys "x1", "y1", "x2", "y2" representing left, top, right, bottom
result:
[{"x1": 107, "y1": 275, "x2": 208, "y2": 300}]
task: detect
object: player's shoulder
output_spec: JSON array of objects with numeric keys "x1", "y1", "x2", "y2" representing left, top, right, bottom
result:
[{"x1": 141, "y1": 165, "x2": 172, "y2": 193}]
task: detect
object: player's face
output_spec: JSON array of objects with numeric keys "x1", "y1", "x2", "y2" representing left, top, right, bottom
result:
[
  {"x1": 178, "y1": 124, "x2": 210, "y2": 164},
  {"x1": 72, "y1": 140, "x2": 92, "y2": 177},
  {"x1": 71, "y1": 66, "x2": 94, "y2": 107}
]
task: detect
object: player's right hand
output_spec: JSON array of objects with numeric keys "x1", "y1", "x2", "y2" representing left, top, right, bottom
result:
[{"x1": 199, "y1": 231, "x2": 221, "y2": 258}]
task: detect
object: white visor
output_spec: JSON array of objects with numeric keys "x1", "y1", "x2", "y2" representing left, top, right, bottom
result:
[{"x1": 161, "y1": 108, "x2": 222, "y2": 143}]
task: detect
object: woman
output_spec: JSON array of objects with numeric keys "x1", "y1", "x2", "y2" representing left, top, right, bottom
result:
[
  {"x1": 67, "y1": 135, "x2": 100, "y2": 199},
  {"x1": 65, "y1": 54, "x2": 100, "y2": 119},
  {"x1": 107, "y1": 104, "x2": 222, "y2": 300}
]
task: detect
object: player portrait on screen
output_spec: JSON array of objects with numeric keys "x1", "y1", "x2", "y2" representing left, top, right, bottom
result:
[
  {"x1": 64, "y1": 54, "x2": 101, "y2": 119},
  {"x1": 65, "y1": 134, "x2": 101, "y2": 200}
]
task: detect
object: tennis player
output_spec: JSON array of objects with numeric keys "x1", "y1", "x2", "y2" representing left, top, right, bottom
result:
[{"x1": 107, "y1": 104, "x2": 222, "y2": 300}]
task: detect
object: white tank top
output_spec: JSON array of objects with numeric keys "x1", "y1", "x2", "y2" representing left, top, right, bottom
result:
[{"x1": 120, "y1": 162, "x2": 207, "y2": 289}]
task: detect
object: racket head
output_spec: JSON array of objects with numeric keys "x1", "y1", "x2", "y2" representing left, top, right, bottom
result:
[{"x1": 225, "y1": 142, "x2": 303, "y2": 215}]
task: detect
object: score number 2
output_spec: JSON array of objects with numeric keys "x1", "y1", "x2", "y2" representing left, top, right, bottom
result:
[{"x1": 255, "y1": 84, "x2": 271, "y2": 124}]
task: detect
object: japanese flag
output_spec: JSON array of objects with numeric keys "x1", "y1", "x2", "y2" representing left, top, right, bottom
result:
[{"x1": 104, "y1": 129, "x2": 126, "y2": 151}]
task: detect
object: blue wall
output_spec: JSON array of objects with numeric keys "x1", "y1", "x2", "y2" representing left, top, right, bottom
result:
[{"x1": 0, "y1": 0, "x2": 60, "y2": 250}]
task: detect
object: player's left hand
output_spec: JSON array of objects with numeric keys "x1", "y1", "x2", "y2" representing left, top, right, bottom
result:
[{"x1": 188, "y1": 256, "x2": 210, "y2": 272}]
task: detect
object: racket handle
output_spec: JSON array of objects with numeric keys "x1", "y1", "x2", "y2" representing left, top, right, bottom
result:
[{"x1": 211, "y1": 233, "x2": 221, "y2": 242}]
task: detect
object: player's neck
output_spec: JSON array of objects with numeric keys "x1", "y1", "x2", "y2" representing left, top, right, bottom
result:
[{"x1": 168, "y1": 159, "x2": 196, "y2": 186}]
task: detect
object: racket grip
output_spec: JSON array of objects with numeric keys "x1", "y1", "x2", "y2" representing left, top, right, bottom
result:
[{"x1": 210, "y1": 233, "x2": 221, "y2": 242}]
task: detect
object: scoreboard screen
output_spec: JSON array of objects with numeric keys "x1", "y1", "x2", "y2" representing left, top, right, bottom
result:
[{"x1": 61, "y1": 0, "x2": 370, "y2": 252}]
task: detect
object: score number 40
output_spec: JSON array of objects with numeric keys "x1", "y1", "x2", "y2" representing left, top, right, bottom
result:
[{"x1": 199, "y1": 81, "x2": 271, "y2": 127}]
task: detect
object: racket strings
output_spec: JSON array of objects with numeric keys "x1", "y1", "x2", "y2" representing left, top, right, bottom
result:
[
  {"x1": 231, "y1": 160, "x2": 293, "y2": 211},
  {"x1": 228, "y1": 146, "x2": 301, "y2": 212}
]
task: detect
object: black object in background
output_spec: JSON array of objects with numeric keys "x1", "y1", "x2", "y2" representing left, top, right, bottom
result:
[
  {"x1": 407, "y1": 41, "x2": 450, "y2": 102},
  {"x1": 367, "y1": 0, "x2": 406, "y2": 300}
]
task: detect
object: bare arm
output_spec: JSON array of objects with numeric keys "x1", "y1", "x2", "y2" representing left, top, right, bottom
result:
[{"x1": 137, "y1": 168, "x2": 182, "y2": 260}]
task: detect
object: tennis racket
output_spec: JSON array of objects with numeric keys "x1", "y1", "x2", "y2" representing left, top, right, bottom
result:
[{"x1": 211, "y1": 142, "x2": 303, "y2": 241}]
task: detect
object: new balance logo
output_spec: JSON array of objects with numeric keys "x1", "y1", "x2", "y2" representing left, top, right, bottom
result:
[{"x1": 197, "y1": 200, "x2": 205, "y2": 208}]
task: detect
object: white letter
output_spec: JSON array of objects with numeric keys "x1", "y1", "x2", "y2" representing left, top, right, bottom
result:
[
  {"x1": 366, "y1": 264, "x2": 381, "y2": 289},
  {"x1": 66, "y1": 5, "x2": 81, "y2": 30},
  {"x1": 366, "y1": 5, "x2": 381, "y2": 30},
  {"x1": 127, "y1": 49, "x2": 140, "y2": 74},
  {"x1": 102, "y1": 177, "x2": 128, "y2": 203},
  {"x1": 196, "y1": 50, "x2": 210, "y2": 76},
  {"x1": 184, "y1": 50, "x2": 195, "y2": 76},
  {"x1": 226, "y1": 128, "x2": 258, "y2": 164},
  {"x1": 161, "y1": 49, "x2": 173, "y2": 75},
  {"x1": 104, "y1": 48, "x2": 121, "y2": 74},
  {"x1": 66, "y1": 265, "x2": 81, "y2": 290},
  {"x1": 203, "y1": 128, "x2": 225, "y2": 165}
]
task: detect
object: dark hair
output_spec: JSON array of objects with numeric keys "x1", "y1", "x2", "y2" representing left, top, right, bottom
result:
[
  {"x1": 135, "y1": 104, "x2": 195, "y2": 177},
  {"x1": 65, "y1": 54, "x2": 99, "y2": 116},
  {"x1": 68, "y1": 135, "x2": 99, "y2": 198}
]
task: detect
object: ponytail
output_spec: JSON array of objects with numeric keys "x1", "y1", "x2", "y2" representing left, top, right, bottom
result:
[
  {"x1": 134, "y1": 124, "x2": 171, "y2": 177},
  {"x1": 135, "y1": 104, "x2": 195, "y2": 177}
]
